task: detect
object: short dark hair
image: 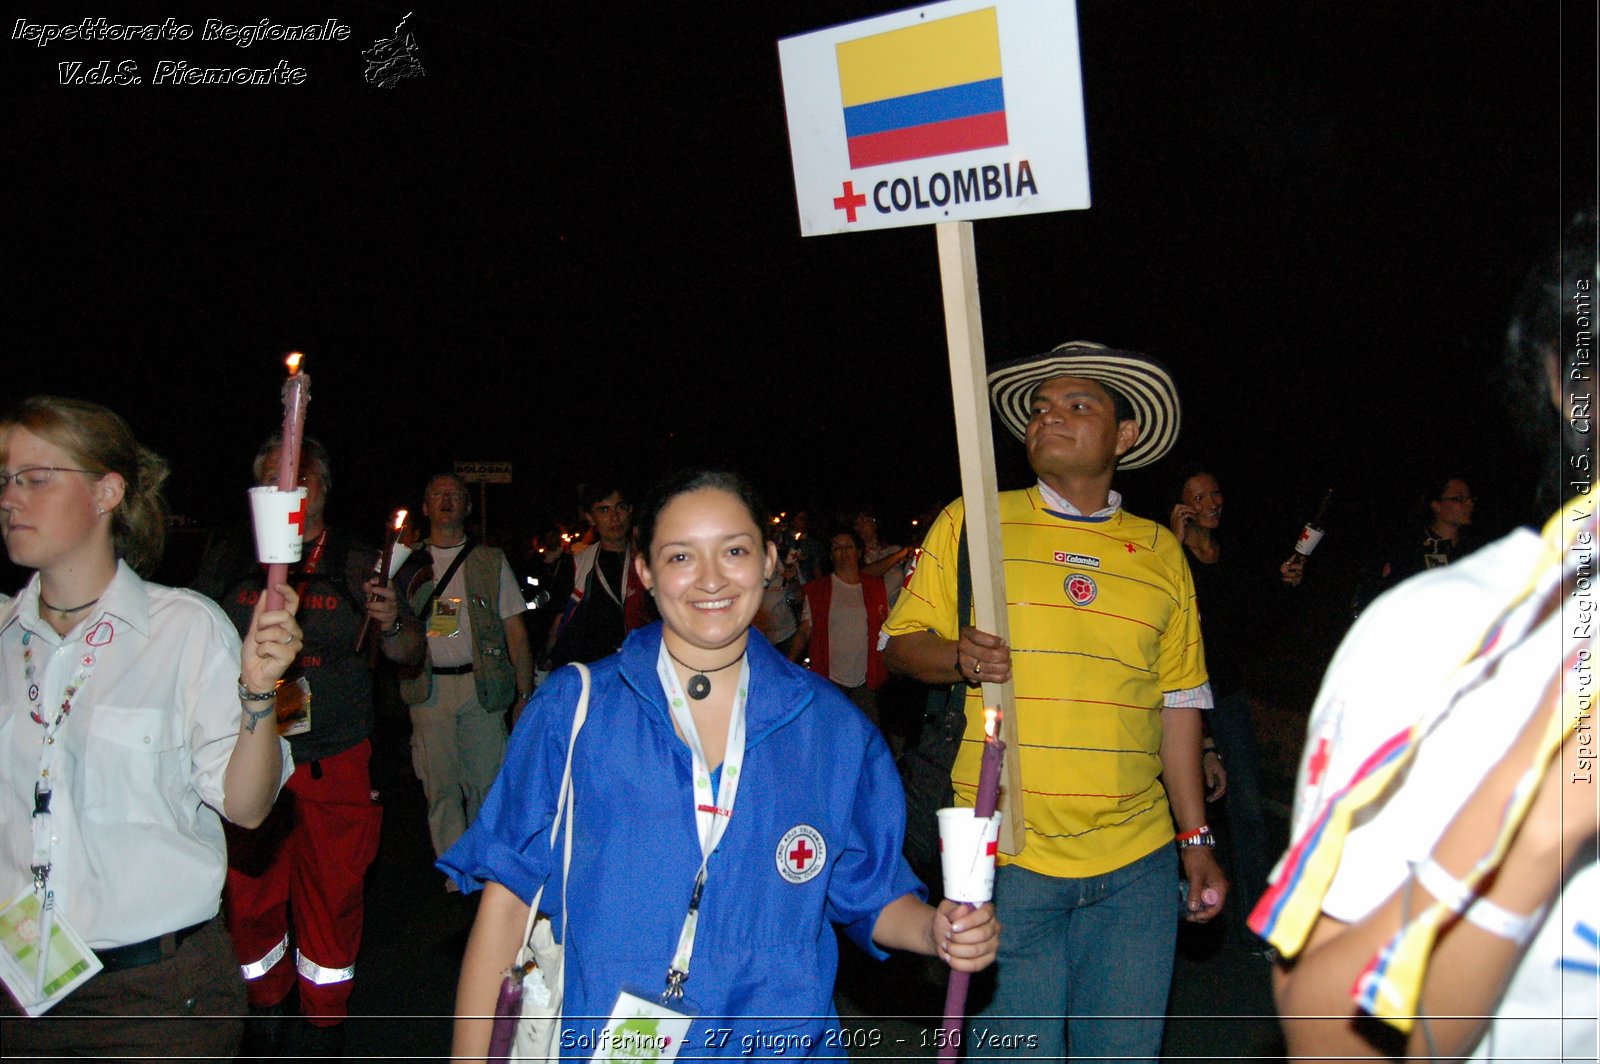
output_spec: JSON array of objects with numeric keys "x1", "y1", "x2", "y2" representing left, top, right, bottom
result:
[
  {"x1": 634, "y1": 469, "x2": 769, "y2": 559},
  {"x1": 426, "y1": 472, "x2": 468, "y2": 496},
  {"x1": 579, "y1": 482, "x2": 625, "y2": 513},
  {"x1": 253, "y1": 434, "x2": 331, "y2": 492},
  {"x1": 1099, "y1": 381, "x2": 1136, "y2": 423}
]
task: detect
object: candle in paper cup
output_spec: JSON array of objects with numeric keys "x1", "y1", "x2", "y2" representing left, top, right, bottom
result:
[
  {"x1": 265, "y1": 352, "x2": 311, "y2": 610},
  {"x1": 936, "y1": 807, "x2": 1003, "y2": 904},
  {"x1": 386, "y1": 542, "x2": 413, "y2": 579},
  {"x1": 249, "y1": 486, "x2": 309, "y2": 564}
]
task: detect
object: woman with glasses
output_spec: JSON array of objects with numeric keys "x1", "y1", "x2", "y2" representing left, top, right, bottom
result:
[
  {"x1": 1352, "y1": 474, "x2": 1477, "y2": 617},
  {"x1": 0, "y1": 396, "x2": 303, "y2": 1061}
]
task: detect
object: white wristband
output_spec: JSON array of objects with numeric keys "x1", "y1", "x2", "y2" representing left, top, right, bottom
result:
[
  {"x1": 1411, "y1": 857, "x2": 1548, "y2": 946},
  {"x1": 1411, "y1": 855, "x2": 1476, "y2": 913}
]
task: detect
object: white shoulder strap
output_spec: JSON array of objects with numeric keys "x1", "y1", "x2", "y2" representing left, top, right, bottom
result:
[{"x1": 524, "y1": 662, "x2": 590, "y2": 946}]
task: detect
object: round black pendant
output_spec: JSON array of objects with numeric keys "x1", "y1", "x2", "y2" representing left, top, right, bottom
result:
[{"x1": 686, "y1": 673, "x2": 712, "y2": 700}]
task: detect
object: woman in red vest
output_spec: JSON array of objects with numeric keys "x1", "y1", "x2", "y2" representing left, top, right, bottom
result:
[{"x1": 798, "y1": 529, "x2": 889, "y2": 737}]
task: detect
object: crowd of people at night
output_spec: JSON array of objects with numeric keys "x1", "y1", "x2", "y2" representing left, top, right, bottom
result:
[{"x1": 0, "y1": 218, "x2": 1592, "y2": 1064}]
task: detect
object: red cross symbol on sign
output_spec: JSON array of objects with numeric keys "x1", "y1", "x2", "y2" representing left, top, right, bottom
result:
[
  {"x1": 1305, "y1": 737, "x2": 1331, "y2": 788},
  {"x1": 833, "y1": 181, "x2": 867, "y2": 223},
  {"x1": 788, "y1": 838, "x2": 815, "y2": 870},
  {"x1": 287, "y1": 495, "x2": 306, "y2": 536}
]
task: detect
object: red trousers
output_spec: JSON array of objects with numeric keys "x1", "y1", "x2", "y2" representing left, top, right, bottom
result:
[{"x1": 223, "y1": 739, "x2": 381, "y2": 1022}]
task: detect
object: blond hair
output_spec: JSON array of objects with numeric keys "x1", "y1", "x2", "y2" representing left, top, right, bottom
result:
[{"x1": 0, "y1": 396, "x2": 170, "y2": 575}]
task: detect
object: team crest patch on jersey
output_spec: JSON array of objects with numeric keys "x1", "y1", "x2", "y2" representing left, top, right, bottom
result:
[
  {"x1": 1063, "y1": 573, "x2": 1098, "y2": 606},
  {"x1": 776, "y1": 824, "x2": 826, "y2": 884},
  {"x1": 1052, "y1": 551, "x2": 1100, "y2": 568}
]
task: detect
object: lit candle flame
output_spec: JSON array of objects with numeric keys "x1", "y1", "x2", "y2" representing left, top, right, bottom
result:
[
  {"x1": 393, "y1": 509, "x2": 407, "y2": 530},
  {"x1": 286, "y1": 352, "x2": 303, "y2": 375},
  {"x1": 984, "y1": 707, "x2": 998, "y2": 739}
]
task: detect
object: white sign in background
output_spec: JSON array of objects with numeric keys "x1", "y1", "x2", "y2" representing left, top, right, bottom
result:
[
  {"x1": 454, "y1": 461, "x2": 512, "y2": 484},
  {"x1": 779, "y1": 0, "x2": 1090, "y2": 237}
]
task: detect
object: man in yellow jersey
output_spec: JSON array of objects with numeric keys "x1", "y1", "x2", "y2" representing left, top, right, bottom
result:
[{"x1": 884, "y1": 342, "x2": 1225, "y2": 1062}]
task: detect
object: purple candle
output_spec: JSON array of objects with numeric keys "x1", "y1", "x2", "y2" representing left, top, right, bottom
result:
[
  {"x1": 941, "y1": 707, "x2": 1005, "y2": 1060},
  {"x1": 973, "y1": 707, "x2": 1005, "y2": 818}
]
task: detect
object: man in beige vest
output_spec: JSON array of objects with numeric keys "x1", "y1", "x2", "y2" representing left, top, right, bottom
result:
[{"x1": 402, "y1": 474, "x2": 533, "y2": 869}]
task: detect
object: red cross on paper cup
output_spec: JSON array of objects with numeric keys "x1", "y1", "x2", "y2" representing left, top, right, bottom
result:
[
  {"x1": 935, "y1": 807, "x2": 1004, "y2": 904},
  {"x1": 248, "y1": 486, "x2": 309, "y2": 564},
  {"x1": 776, "y1": 824, "x2": 827, "y2": 884}
]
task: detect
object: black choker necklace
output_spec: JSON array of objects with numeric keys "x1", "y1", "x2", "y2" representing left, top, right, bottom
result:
[
  {"x1": 40, "y1": 595, "x2": 101, "y2": 617},
  {"x1": 664, "y1": 644, "x2": 745, "y2": 700}
]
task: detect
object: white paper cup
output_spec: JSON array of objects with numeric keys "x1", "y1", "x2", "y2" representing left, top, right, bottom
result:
[
  {"x1": 936, "y1": 807, "x2": 1004, "y2": 904},
  {"x1": 385, "y1": 542, "x2": 413, "y2": 579},
  {"x1": 249, "y1": 486, "x2": 309, "y2": 564},
  {"x1": 1292, "y1": 524, "x2": 1325, "y2": 557}
]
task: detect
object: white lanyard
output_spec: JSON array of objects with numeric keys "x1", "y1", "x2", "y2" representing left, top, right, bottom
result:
[
  {"x1": 20, "y1": 615, "x2": 111, "y2": 997},
  {"x1": 654, "y1": 643, "x2": 750, "y2": 999},
  {"x1": 593, "y1": 546, "x2": 631, "y2": 609}
]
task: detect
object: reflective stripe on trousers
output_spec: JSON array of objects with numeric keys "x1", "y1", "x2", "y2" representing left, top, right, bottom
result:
[
  {"x1": 239, "y1": 933, "x2": 289, "y2": 980},
  {"x1": 296, "y1": 949, "x2": 355, "y2": 985}
]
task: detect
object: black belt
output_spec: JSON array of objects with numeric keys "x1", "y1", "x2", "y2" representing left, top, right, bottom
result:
[
  {"x1": 94, "y1": 919, "x2": 209, "y2": 973},
  {"x1": 433, "y1": 663, "x2": 474, "y2": 675}
]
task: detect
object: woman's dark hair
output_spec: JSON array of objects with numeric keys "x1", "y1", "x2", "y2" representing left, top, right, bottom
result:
[
  {"x1": 823, "y1": 527, "x2": 864, "y2": 575},
  {"x1": 1168, "y1": 463, "x2": 1219, "y2": 504},
  {"x1": 1506, "y1": 210, "x2": 1594, "y2": 514},
  {"x1": 0, "y1": 396, "x2": 170, "y2": 575},
  {"x1": 634, "y1": 469, "x2": 770, "y2": 559}
]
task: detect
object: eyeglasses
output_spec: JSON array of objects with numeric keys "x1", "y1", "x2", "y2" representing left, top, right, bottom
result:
[
  {"x1": 591, "y1": 502, "x2": 630, "y2": 516},
  {"x1": 0, "y1": 466, "x2": 98, "y2": 493}
]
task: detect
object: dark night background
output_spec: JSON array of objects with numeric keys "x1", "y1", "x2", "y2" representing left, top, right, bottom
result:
[{"x1": 6, "y1": 2, "x2": 1595, "y2": 600}]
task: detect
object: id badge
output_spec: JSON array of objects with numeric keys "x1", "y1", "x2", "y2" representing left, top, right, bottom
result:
[
  {"x1": 588, "y1": 988, "x2": 694, "y2": 1063},
  {"x1": 276, "y1": 674, "x2": 312, "y2": 737},
  {"x1": 0, "y1": 889, "x2": 103, "y2": 1016},
  {"x1": 429, "y1": 597, "x2": 462, "y2": 638}
]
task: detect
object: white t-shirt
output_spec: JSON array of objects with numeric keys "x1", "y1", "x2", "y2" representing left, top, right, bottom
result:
[
  {"x1": 424, "y1": 542, "x2": 524, "y2": 668},
  {"x1": 1286, "y1": 529, "x2": 1596, "y2": 1062},
  {"x1": 825, "y1": 577, "x2": 868, "y2": 688},
  {"x1": 0, "y1": 563, "x2": 292, "y2": 948}
]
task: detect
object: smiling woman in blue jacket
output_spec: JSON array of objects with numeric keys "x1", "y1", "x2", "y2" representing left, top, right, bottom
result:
[{"x1": 443, "y1": 469, "x2": 998, "y2": 1060}]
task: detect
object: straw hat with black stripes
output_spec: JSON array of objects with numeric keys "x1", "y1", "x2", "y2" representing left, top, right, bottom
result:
[{"x1": 986, "y1": 341, "x2": 1181, "y2": 471}]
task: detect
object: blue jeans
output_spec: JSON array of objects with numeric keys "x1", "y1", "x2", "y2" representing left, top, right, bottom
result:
[
  {"x1": 1207, "y1": 688, "x2": 1272, "y2": 935},
  {"x1": 967, "y1": 845, "x2": 1179, "y2": 1062}
]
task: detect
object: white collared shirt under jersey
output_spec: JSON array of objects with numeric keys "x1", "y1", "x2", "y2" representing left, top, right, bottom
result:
[
  {"x1": 0, "y1": 561, "x2": 292, "y2": 949},
  {"x1": 423, "y1": 542, "x2": 525, "y2": 669}
]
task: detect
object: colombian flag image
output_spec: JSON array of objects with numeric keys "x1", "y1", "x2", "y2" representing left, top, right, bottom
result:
[{"x1": 837, "y1": 8, "x2": 1008, "y2": 170}]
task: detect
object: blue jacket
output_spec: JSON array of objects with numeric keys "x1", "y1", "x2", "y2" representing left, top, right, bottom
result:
[{"x1": 441, "y1": 623, "x2": 924, "y2": 1057}]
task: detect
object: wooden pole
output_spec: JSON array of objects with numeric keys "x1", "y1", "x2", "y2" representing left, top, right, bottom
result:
[{"x1": 935, "y1": 221, "x2": 1024, "y2": 855}]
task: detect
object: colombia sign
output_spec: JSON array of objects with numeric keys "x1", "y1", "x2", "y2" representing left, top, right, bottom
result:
[{"x1": 780, "y1": 0, "x2": 1089, "y2": 236}]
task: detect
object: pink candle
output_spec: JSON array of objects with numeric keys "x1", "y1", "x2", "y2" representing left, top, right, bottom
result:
[{"x1": 265, "y1": 353, "x2": 311, "y2": 612}]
